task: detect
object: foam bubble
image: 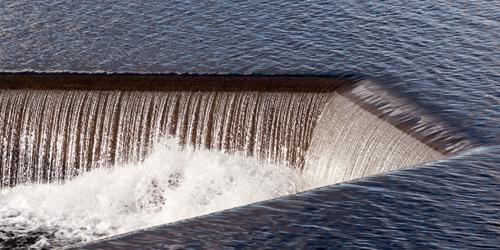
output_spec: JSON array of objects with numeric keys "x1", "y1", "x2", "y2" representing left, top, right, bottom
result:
[{"x1": 0, "y1": 139, "x2": 310, "y2": 248}]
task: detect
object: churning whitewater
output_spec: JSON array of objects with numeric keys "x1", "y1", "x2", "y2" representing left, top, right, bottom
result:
[
  {"x1": 0, "y1": 75, "x2": 475, "y2": 249},
  {"x1": 0, "y1": 138, "x2": 310, "y2": 249}
]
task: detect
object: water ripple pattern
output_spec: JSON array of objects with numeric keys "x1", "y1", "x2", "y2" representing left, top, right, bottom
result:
[
  {"x1": 0, "y1": 0, "x2": 499, "y2": 249},
  {"x1": 0, "y1": 1, "x2": 499, "y2": 141}
]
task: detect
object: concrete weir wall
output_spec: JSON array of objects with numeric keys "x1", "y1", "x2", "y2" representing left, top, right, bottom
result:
[{"x1": 0, "y1": 73, "x2": 475, "y2": 188}]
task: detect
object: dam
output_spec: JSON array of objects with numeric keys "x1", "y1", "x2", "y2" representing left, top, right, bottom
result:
[
  {"x1": 0, "y1": 73, "x2": 477, "y2": 248},
  {"x1": 0, "y1": 73, "x2": 474, "y2": 187},
  {"x1": 1, "y1": 0, "x2": 498, "y2": 248}
]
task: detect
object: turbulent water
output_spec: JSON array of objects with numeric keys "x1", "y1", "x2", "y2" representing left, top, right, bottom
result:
[
  {"x1": 0, "y1": 139, "x2": 308, "y2": 248},
  {"x1": 0, "y1": 79, "x2": 469, "y2": 249},
  {"x1": 0, "y1": 80, "x2": 454, "y2": 248},
  {"x1": 85, "y1": 146, "x2": 499, "y2": 250}
]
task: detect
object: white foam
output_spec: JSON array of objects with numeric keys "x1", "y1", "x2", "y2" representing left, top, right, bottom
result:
[{"x1": 0, "y1": 138, "x2": 311, "y2": 247}]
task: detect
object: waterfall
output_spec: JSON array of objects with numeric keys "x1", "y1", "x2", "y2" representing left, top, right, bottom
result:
[
  {"x1": 0, "y1": 74, "x2": 475, "y2": 188},
  {"x1": 0, "y1": 90, "x2": 330, "y2": 187},
  {"x1": 303, "y1": 92, "x2": 442, "y2": 186}
]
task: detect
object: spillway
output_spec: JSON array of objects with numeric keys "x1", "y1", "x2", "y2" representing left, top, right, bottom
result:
[{"x1": 0, "y1": 73, "x2": 474, "y2": 188}]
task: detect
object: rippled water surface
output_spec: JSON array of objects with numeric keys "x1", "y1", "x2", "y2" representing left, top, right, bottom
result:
[
  {"x1": 1, "y1": 0, "x2": 499, "y2": 140},
  {"x1": 1, "y1": 0, "x2": 499, "y2": 248}
]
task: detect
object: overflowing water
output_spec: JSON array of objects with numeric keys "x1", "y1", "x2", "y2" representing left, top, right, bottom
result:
[
  {"x1": 88, "y1": 146, "x2": 498, "y2": 250},
  {"x1": 0, "y1": 0, "x2": 498, "y2": 248},
  {"x1": 0, "y1": 77, "x2": 464, "y2": 248},
  {"x1": 303, "y1": 93, "x2": 442, "y2": 186},
  {"x1": 0, "y1": 138, "x2": 308, "y2": 249},
  {"x1": 0, "y1": 89, "x2": 329, "y2": 187},
  {"x1": 0, "y1": 75, "x2": 480, "y2": 249}
]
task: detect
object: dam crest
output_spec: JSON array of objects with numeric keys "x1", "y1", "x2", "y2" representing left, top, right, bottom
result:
[{"x1": 0, "y1": 73, "x2": 475, "y2": 188}]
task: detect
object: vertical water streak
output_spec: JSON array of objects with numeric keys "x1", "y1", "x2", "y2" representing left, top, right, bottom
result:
[
  {"x1": 0, "y1": 90, "x2": 330, "y2": 187},
  {"x1": 303, "y1": 93, "x2": 444, "y2": 186}
]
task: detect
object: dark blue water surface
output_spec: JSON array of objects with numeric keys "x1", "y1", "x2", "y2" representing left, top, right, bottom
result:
[{"x1": 1, "y1": 0, "x2": 499, "y2": 248}]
